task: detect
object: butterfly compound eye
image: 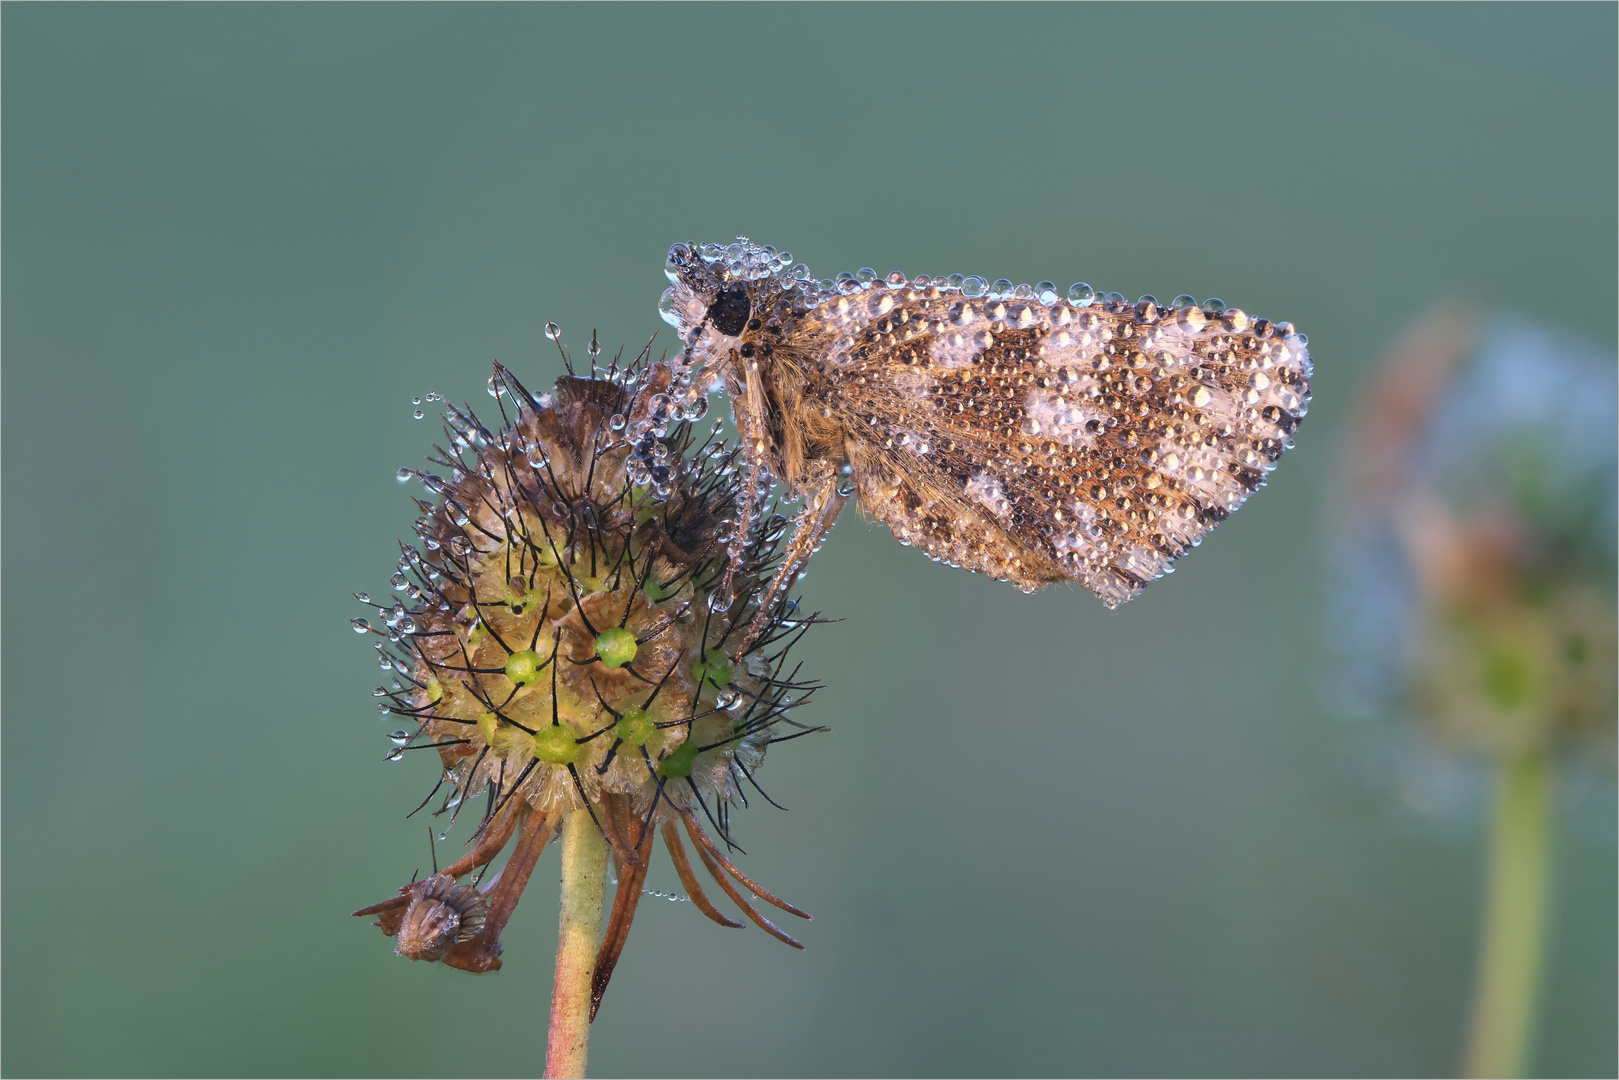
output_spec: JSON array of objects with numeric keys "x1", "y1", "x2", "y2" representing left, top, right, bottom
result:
[{"x1": 706, "y1": 287, "x2": 751, "y2": 337}]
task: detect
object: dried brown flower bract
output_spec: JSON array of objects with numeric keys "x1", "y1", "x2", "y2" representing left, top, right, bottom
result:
[
  {"x1": 394, "y1": 874, "x2": 489, "y2": 962},
  {"x1": 660, "y1": 239, "x2": 1313, "y2": 638},
  {"x1": 353, "y1": 343, "x2": 830, "y2": 1014}
]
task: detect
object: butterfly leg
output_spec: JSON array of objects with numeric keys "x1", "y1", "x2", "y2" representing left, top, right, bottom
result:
[
  {"x1": 735, "y1": 466, "x2": 846, "y2": 655},
  {"x1": 717, "y1": 371, "x2": 775, "y2": 603}
]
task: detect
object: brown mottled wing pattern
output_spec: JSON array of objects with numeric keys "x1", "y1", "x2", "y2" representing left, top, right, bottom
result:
[{"x1": 800, "y1": 287, "x2": 1312, "y2": 605}]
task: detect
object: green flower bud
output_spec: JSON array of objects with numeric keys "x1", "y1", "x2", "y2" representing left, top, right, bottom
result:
[
  {"x1": 476, "y1": 711, "x2": 499, "y2": 742},
  {"x1": 613, "y1": 707, "x2": 657, "y2": 749},
  {"x1": 532, "y1": 724, "x2": 581, "y2": 765},
  {"x1": 505, "y1": 649, "x2": 543, "y2": 686},
  {"x1": 693, "y1": 648, "x2": 732, "y2": 689},
  {"x1": 658, "y1": 735, "x2": 701, "y2": 779},
  {"x1": 1483, "y1": 647, "x2": 1533, "y2": 713},
  {"x1": 594, "y1": 626, "x2": 638, "y2": 669}
]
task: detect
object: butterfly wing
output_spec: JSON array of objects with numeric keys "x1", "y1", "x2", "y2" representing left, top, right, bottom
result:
[{"x1": 805, "y1": 287, "x2": 1312, "y2": 605}]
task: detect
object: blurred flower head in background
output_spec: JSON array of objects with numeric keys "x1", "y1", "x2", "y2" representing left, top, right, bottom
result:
[{"x1": 1326, "y1": 304, "x2": 1617, "y2": 828}]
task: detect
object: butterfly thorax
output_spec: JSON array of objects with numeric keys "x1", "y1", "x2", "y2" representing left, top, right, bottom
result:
[{"x1": 663, "y1": 246, "x2": 846, "y2": 496}]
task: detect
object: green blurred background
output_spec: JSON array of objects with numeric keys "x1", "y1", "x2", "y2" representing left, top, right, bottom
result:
[{"x1": 4, "y1": 4, "x2": 1614, "y2": 1076}]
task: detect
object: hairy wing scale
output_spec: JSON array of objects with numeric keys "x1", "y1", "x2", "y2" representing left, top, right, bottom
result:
[{"x1": 801, "y1": 287, "x2": 1312, "y2": 605}]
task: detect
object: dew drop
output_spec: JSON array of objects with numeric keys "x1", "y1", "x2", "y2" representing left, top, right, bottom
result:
[
  {"x1": 658, "y1": 287, "x2": 681, "y2": 327},
  {"x1": 544, "y1": 321, "x2": 561, "y2": 341},
  {"x1": 413, "y1": 409, "x2": 425, "y2": 420},
  {"x1": 962, "y1": 276, "x2": 988, "y2": 298},
  {"x1": 351, "y1": 617, "x2": 372, "y2": 633},
  {"x1": 1067, "y1": 282, "x2": 1095, "y2": 306},
  {"x1": 1036, "y1": 281, "x2": 1060, "y2": 305},
  {"x1": 1172, "y1": 294, "x2": 1197, "y2": 310},
  {"x1": 385, "y1": 747, "x2": 404, "y2": 762},
  {"x1": 665, "y1": 243, "x2": 689, "y2": 282},
  {"x1": 991, "y1": 279, "x2": 1014, "y2": 298},
  {"x1": 396, "y1": 467, "x2": 415, "y2": 483}
]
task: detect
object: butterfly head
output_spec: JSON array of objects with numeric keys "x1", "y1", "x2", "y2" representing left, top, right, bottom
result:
[{"x1": 660, "y1": 238, "x2": 800, "y2": 367}]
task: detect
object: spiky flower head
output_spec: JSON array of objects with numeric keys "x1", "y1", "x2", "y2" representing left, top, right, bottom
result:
[{"x1": 354, "y1": 342, "x2": 825, "y2": 1014}]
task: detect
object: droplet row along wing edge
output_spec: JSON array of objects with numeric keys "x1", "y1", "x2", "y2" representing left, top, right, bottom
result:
[{"x1": 799, "y1": 288, "x2": 1312, "y2": 605}]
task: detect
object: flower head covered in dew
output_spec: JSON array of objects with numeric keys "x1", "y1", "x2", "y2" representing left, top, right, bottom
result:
[
  {"x1": 1326, "y1": 304, "x2": 1617, "y2": 822},
  {"x1": 352, "y1": 335, "x2": 828, "y2": 1019}
]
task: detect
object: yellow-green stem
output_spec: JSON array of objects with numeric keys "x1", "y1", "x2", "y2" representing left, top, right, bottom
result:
[
  {"x1": 545, "y1": 808, "x2": 610, "y2": 1079},
  {"x1": 1463, "y1": 750, "x2": 1554, "y2": 1079}
]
